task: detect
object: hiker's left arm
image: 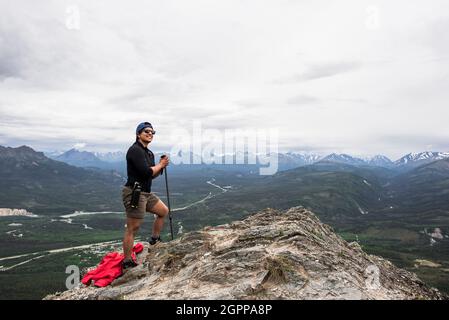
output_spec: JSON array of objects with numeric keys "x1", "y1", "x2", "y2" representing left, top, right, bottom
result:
[{"x1": 151, "y1": 156, "x2": 169, "y2": 177}]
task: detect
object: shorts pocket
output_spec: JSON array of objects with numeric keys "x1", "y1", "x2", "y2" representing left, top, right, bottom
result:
[{"x1": 122, "y1": 187, "x2": 133, "y2": 209}]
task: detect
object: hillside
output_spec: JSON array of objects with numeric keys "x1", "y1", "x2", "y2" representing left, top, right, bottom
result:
[
  {"x1": 388, "y1": 158, "x2": 449, "y2": 213},
  {"x1": 46, "y1": 207, "x2": 446, "y2": 300},
  {"x1": 0, "y1": 146, "x2": 125, "y2": 214}
]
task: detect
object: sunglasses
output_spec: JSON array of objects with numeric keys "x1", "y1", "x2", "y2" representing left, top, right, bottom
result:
[{"x1": 143, "y1": 129, "x2": 156, "y2": 135}]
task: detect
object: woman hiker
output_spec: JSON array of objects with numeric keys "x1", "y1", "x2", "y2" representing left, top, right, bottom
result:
[{"x1": 121, "y1": 121, "x2": 170, "y2": 270}]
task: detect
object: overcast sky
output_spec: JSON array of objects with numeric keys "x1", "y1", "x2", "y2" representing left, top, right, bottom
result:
[{"x1": 1, "y1": 0, "x2": 448, "y2": 160}]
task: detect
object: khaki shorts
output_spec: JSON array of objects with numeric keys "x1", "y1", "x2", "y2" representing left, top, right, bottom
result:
[{"x1": 122, "y1": 186, "x2": 161, "y2": 219}]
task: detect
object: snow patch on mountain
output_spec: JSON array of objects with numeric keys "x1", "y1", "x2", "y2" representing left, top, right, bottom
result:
[{"x1": 394, "y1": 152, "x2": 449, "y2": 166}]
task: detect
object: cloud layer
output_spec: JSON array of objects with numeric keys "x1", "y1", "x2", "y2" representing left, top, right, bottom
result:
[{"x1": 1, "y1": 0, "x2": 449, "y2": 159}]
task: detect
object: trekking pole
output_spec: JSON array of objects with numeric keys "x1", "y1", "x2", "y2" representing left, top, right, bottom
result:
[{"x1": 161, "y1": 155, "x2": 174, "y2": 240}]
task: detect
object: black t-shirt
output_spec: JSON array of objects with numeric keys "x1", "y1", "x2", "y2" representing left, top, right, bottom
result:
[{"x1": 125, "y1": 141, "x2": 157, "y2": 192}]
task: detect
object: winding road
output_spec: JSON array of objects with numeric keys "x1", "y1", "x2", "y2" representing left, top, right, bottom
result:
[{"x1": 0, "y1": 178, "x2": 231, "y2": 271}]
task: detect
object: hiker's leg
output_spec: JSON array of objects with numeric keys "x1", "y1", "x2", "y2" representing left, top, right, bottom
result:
[
  {"x1": 149, "y1": 200, "x2": 169, "y2": 238},
  {"x1": 123, "y1": 217, "x2": 143, "y2": 260}
]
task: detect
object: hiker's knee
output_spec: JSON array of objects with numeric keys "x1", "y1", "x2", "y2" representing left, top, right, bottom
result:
[
  {"x1": 152, "y1": 201, "x2": 169, "y2": 218},
  {"x1": 126, "y1": 220, "x2": 142, "y2": 234},
  {"x1": 161, "y1": 205, "x2": 169, "y2": 217},
  {"x1": 126, "y1": 225, "x2": 139, "y2": 234}
]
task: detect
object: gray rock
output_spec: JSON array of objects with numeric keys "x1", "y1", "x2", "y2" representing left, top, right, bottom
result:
[{"x1": 45, "y1": 206, "x2": 447, "y2": 300}]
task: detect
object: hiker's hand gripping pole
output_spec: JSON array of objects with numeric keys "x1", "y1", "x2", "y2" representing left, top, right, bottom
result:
[{"x1": 161, "y1": 155, "x2": 174, "y2": 240}]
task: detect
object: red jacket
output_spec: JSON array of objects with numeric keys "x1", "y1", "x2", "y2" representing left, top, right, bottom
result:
[{"x1": 82, "y1": 243, "x2": 144, "y2": 287}]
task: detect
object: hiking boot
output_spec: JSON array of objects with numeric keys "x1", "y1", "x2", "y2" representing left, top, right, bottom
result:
[
  {"x1": 122, "y1": 259, "x2": 138, "y2": 270},
  {"x1": 149, "y1": 236, "x2": 162, "y2": 246}
]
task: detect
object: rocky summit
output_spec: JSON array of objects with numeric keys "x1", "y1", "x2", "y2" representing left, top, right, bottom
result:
[{"x1": 46, "y1": 207, "x2": 446, "y2": 300}]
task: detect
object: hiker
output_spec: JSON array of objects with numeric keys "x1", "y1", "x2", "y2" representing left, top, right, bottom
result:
[{"x1": 121, "y1": 122, "x2": 170, "y2": 269}]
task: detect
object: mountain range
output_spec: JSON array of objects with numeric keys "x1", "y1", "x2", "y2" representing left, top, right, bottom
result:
[
  {"x1": 3, "y1": 144, "x2": 449, "y2": 219},
  {"x1": 394, "y1": 151, "x2": 449, "y2": 169},
  {"x1": 53, "y1": 149, "x2": 124, "y2": 172},
  {"x1": 45, "y1": 148, "x2": 449, "y2": 173}
]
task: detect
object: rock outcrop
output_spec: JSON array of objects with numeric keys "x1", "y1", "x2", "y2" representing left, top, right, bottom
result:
[{"x1": 46, "y1": 207, "x2": 446, "y2": 300}]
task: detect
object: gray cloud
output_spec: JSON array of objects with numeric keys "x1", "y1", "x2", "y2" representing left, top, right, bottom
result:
[
  {"x1": 154, "y1": 58, "x2": 204, "y2": 79},
  {"x1": 378, "y1": 134, "x2": 449, "y2": 150},
  {"x1": 107, "y1": 80, "x2": 203, "y2": 109},
  {"x1": 233, "y1": 100, "x2": 261, "y2": 109},
  {"x1": 0, "y1": 25, "x2": 30, "y2": 79},
  {"x1": 286, "y1": 95, "x2": 320, "y2": 105},
  {"x1": 275, "y1": 61, "x2": 362, "y2": 84},
  {"x1": 421, "y1": 17, "x2": 449, "y2": 56}
]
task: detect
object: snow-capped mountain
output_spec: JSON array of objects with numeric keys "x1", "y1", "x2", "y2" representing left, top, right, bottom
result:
[
  {"x1": 265, "y1": 152, "x2": 322, "y2": 170},
  {"x1": 315, "y1": 153, "x2": 395, "y2": 168},
  {"x1": 94, "y1": 151, "x2": 126, "y2": 163},
  {"x1": 394, "y1": 152, "x2": 449, "y2": 167},
  {"x1": 54, "y1": 149, "x2": 127, "y2": 171},
  {"x1": 284, "y1": 152, "x2": 323, "y2": 165},
  {"x1": 55, "y1": 149, "x2": 104, "y2": 167},
  {"x1": 49, "y1": 147, "x2": 449, "y2": 173},
  {"x1": 162, "y1": 151, "x2": 323, "y2": 169},
  {"x1": 43, "y1": 150, "x2": 65, "y2": 158},
  {"x1": 367, "y1": 155, "x2": 394, "y2": 167},
  {"x1": 319, "y1": 153, "x2": 367, "y2": 166}
]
